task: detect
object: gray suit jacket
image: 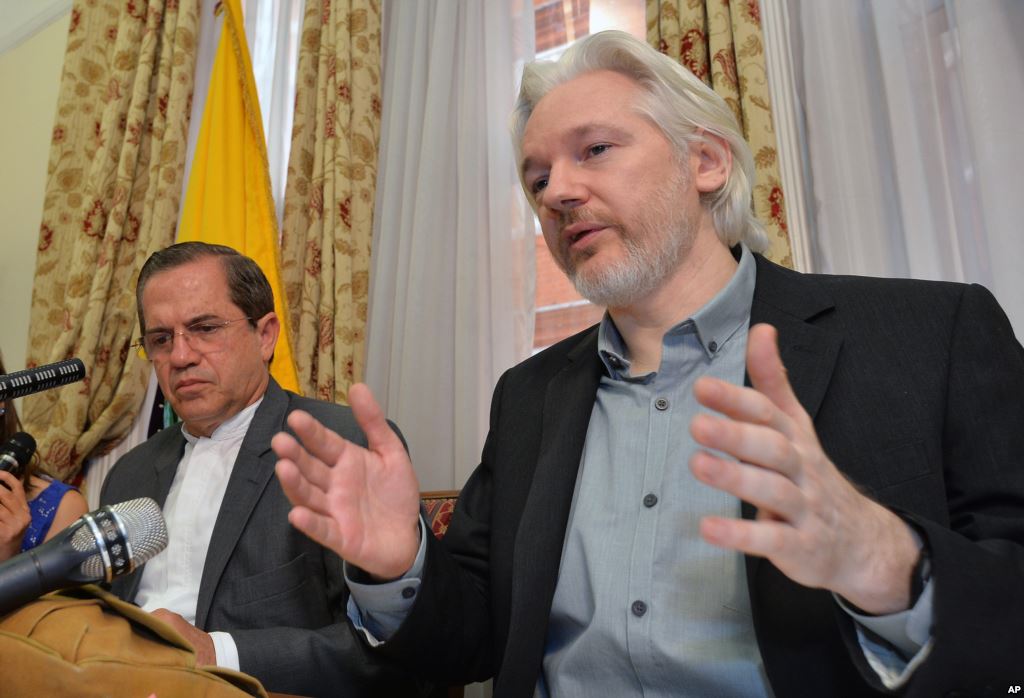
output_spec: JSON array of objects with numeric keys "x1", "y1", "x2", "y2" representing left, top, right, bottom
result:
[{"x1": 100, "y1": 378, "x2": 423, "y2": 697}]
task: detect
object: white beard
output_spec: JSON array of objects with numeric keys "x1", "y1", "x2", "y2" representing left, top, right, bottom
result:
[{"x1": 561, "y1": 170, "x2": 697, "y2": 309}]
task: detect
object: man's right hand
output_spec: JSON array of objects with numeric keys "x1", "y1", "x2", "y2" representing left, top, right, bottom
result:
[{"x1": 272, "y1": 383, "x2": 422, "y2": 580}]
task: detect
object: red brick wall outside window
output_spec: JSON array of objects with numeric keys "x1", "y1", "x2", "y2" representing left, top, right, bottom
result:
[{"x1": 530, "y1": 0, "x2": 645, "y2": 351}]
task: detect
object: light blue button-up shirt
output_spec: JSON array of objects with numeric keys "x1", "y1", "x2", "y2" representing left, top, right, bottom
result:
[{"x1": 537, "y1": 243, "x2": 768, "y2": 697}]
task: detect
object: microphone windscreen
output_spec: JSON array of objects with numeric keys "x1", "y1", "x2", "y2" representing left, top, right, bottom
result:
[
  {"x1": 0, "y1": 358, "x2": 86, "y2": 401},
  {"x1": 74, "y1": 498, "x2": 168, "y2": 579},
  {"x1": 0, "y1": 432, "x2": 36, "y2": 475}
]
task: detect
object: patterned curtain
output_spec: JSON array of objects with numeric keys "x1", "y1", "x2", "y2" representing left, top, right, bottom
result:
[
  {"x1": 23, "y1": 0, "x2": 199, "y2": 481},
  {"x1": 648, "y1": 0, "x2": 792, "y2": 267},
  {"x1": 281, "y1": 0, "x2": 382, "y2": 403}
]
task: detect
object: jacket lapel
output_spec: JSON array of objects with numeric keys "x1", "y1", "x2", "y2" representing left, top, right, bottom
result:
[
  {"x1": 749, "y1": 256, "x2": 842, "y2": 423},
  {"x1": 744, "y1": 256, "x2": 843, "y2": 626},
  {"x1": 116, "y1": 430, "x2": 186, "y2": 602},
  {"x1": 194, "y1": 379, "x2": 288, "y2": 628},
  {"x1": 151, "y1": 433, "x2": 186, "y2": 506},
  {"x1": 502, "y1": 329, "x2": 604, "y2": 694}
]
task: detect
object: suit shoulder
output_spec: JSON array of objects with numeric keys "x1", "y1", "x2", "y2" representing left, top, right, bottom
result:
[
  {"x1": 813, "y1": 272, "x2": 988, "y2": 329},
  {"x1": 507, "y1": 324, "x2": 598, "y2": 378},
  {"x1": 759, "y1": 256, "x2": 976, "y2": 323},
  {"x1": 101, "y1": 425, "x2": 183, "y2": 504},
  {"x1": 489, "y1": 324, "x2": 601, "y2": 410},
  {"x1": 285, "y1": 392, "x2": 355, "y2": 419},
  {"x1": 280, "y1": 391, "x2": 408, "y2": 450},
  {"x1": 284, "y1": 392, "x2": 357, "y2": 431},
  {"x1": 813, "y1": 269, "x2": 966, "y2": 298},
  {"x1": 111, "y1": 424, "x2": 183, "y2": 466},
  {"x1": 760, "y1": 254, "x2": 967, "y2": 298}
]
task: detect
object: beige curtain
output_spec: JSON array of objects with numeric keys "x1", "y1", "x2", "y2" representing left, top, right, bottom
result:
[
  {"x1": 280, "y1": 1, "x2": 382, "y2": 403},
  {"x1": 23, "y1": 0, "x2": 200, "y2": 481},
  {"x1": 648, "y1": 0, "x2": 792, "y2": 267}
]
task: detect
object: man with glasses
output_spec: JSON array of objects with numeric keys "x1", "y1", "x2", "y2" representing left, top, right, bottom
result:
[{"x1": 100, "y1": 242, "x2": 422, "y2": 697}]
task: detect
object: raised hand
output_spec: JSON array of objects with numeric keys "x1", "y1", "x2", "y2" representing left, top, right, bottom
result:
[
  {"x1": 0, "y1": 471, "x2": 31, "y2": 561},
  {"x1": 272, "y1": 383, "x2": 422, "y2": 580},
  {"x1": 689, "y1": 323, "x2": 920, "y2": 614}
]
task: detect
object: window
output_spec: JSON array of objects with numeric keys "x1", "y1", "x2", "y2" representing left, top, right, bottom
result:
[{"x1": 530, "y1": 0, "x2": 645, "y2": 351}]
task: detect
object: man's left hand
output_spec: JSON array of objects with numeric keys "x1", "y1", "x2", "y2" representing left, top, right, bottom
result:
[
  {"x1": 689, "y1": 323, "x2": 920, "y2": 615},
  {"x1": 151, "y1": 608, "x2": 216, "y2": 666}
]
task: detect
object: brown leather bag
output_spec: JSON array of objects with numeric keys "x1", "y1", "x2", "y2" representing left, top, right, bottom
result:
[{"x1": 0, "y1": 584, "x2": 267, "y2": 697}]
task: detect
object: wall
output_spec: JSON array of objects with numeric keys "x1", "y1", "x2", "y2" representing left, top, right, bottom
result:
[{"x1": 0, "y1": 12, "x2": 69, "y2": 372}]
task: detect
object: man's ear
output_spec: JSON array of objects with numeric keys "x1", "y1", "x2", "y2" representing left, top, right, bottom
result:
[
  {"x1": 692, "y1": 131, "x2": 732, "y2": 194},
  {"x1": 257, "y1": 312, "x2": 280, "y2": 363}
]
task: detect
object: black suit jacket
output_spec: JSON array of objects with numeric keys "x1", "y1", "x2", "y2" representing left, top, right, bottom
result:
[
  {"x1": 381, "y1": 256, "x2": 1024, "y2": 697},
  {"x1": 101, "y1": 378, "x2": 422, "y2": 697}
]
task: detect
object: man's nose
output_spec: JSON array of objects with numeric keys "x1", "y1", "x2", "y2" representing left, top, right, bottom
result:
[
  {"x1": 542, "y1": 162, "x2": 588, "y2": 213},
  {"x1": 168, "y1": 332, "x2": 200, "y2": 366}
]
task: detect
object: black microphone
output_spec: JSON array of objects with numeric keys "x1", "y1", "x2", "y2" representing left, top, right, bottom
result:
[
  {"x1": 0, "y1": 497, "x2": 168, "y2": 615},
  {"x1": 0, "y1": 432, "x2": 36, "y2": 480},
  {"x1": 0, "y1": 358, "x2": 86, "y2": 401}
]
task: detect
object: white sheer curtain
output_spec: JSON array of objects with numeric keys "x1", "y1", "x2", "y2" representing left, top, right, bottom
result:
[
  {"x1": 365, "y1": 0, "x2": 536, "y2": 492},
  {"x1": 788, "y1": 0, "x2": 1024, "y2": 337},
  {"x1": 244, "y1": 0, "x2": 304, "y2": 223},
  {"x1": 84, "y1": 0, "x2": 304, "y2": 505}
]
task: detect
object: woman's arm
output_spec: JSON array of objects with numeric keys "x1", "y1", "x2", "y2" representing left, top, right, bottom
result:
[{"x1": 42, "y1": 487, "x2": 88, "y2": 543}]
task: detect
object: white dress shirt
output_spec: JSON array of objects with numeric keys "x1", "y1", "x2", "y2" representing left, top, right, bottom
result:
[{"x1": 134, "y1": 398, "x2": 262, "y2": 670}]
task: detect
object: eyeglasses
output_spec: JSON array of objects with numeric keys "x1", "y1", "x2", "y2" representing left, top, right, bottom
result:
[{"x1": 134, "y1": 317, "x2": 253, "y2": 359}]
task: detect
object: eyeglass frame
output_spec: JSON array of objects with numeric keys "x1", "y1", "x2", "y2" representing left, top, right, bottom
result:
[{"x1": 133, "y1": 316, "x2": 256, "y2": 359}]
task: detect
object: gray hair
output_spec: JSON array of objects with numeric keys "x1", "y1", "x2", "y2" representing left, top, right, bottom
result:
[
  {"x1": 136, "y1": 241, "x2": 274, "y2": 333},
  {"x1": 511, "y1": 30, "x2": 768, "y2": 252}
]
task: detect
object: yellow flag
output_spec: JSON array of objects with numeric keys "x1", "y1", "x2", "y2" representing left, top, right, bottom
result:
[{"x1": 177, "y1": 0, "x2": 300, "y2": 393}]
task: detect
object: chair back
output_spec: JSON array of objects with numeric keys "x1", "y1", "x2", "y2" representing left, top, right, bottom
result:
[{"x1": 420, "y1": 489, "x2": 459, "y2": 539}]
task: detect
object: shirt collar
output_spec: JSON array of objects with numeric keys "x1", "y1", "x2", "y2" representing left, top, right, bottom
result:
[
  {"x1": 597, "y1": 243, "x2": 756, "y2": 378},
  {"x1": 182, "y1": 396, "x2": 263, "y2": 444}
]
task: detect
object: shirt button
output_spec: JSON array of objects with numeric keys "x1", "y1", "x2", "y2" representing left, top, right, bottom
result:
[
  {"x1": 654, "y1": 397, "x2": 669, "y2": 411},
  {"x1": 401, "y1": 586, "x2": 416, "y2": 599},
  {"x1": 643, "y1": 493, "x2": 658, "y2": 508},
  {"x1": 708, "y1": 340, "x2": 718, "y2": 353},
  {"x1": 631, "y1": 600, "x2": 648, "y2": 617}
]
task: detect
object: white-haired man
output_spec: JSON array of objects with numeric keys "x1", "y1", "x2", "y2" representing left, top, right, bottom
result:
[{"x1": 272, "y1": 31, "x2": 1024, "y2": 696}]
